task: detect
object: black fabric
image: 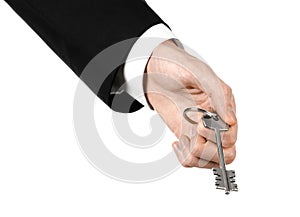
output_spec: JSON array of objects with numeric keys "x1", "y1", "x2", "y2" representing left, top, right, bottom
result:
[{"x1": 4, "y1": 0, "x2": 169, "y2": 112}]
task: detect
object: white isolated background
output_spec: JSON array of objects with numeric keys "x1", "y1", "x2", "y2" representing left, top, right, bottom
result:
[{"x1": 0, "y1": 0, "x2": 299, "y2": 216}]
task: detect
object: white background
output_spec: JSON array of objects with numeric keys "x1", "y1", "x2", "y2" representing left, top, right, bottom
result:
[{"x1": 1, "y1": 0, "x2": 300, "y2": 216}]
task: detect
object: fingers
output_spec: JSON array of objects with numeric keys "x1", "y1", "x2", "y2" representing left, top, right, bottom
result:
[
  {"x1": 172, "y1": 136, "x2": 219, "y2": 169},
  {"x1": 173, "y1": 143, "x2": 218, "y2": 169},
  {"x1": 197, "y1": 122, "x2": 237, "y2": 148},
  {"x1": 231, "y1": 94, "x2": 236, "y2": 113},
  {"x1": 222, "y1": 124, "x2": 238, "y2": 148},
  {"x1": 223, "y1": 85, "x2": 236, "y2": 126},
  {"x1": 172, "y1": 141, "x2": 200, "y2": 168},
  {"x1": 190, "y1": 136, "x2": 236, "y2": 164},
  {"x1": 172, "y1": 135, "x2": 236, "y2": 169}
]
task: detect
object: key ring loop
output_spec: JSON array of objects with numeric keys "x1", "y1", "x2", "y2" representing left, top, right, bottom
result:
[{"x1": 183, "y1": 107, "x2": 218, "y2": 125}]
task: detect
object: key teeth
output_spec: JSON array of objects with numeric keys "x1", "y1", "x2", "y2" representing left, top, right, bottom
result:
[
  {"x1": 213, "y1": 168, "x2": 222, "y2": 177},
  {"x1": 229, "y1": 177, "x2": 236, "y2": 181},
  {"x1": 215, "y1": 179, "x2": 225, "y2": 188},
  {"x1": 227, "y1": 170, "x2": 236, "y2": 179},
  {"x1": 213, "y1": 168, "x2": 219, "y2": 175},
  {"x1": 212, "y1": 168, "x2": 238, "y2": 193},
  {"x1": 216, "y1": 186, "x2": 226, "y2": 191},
  {"x1": 231, "y1": 184, "x2": 238, "y2": 191}
]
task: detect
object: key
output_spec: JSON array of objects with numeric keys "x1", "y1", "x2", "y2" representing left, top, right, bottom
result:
[{"x1": 202, "y1": 112, "x2": 238, "y2": 194}]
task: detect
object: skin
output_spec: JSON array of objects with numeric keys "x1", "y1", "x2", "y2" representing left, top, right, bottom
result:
[{"x1": 145, "y1": 40, "x2": 238, "y2": 169}]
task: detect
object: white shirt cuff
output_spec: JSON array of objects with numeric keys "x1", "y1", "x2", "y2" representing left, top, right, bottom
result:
[{"x1": 123, "y1": 23, "x2": 177, "y2": 107}]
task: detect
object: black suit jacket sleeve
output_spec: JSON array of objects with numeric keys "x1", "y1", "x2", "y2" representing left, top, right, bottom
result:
[{"x1": 4, "y1": 0, "x2": 170, "y2": 112}]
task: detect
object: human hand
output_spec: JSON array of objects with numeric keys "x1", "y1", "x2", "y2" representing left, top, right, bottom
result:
[{"x1": 145, "y1": 40, "x2": 237, "y2": 168}]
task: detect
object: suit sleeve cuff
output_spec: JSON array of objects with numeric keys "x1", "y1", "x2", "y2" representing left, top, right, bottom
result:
[{"x1": 123, "y1": 23, "x2": 178, "y2": 108}]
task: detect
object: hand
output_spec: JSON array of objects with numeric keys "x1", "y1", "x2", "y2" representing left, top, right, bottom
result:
[{"x1": 145, "y1": 40, "x2": 237, "y2": 168}]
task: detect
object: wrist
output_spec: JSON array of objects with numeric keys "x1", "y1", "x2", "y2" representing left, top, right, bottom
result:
[
  {"x1": 146, "y1": 39, "x2": 183, "y2": 74},
  {"x1": 145, "y1": 39, "x2": 184, "y2": 109}
]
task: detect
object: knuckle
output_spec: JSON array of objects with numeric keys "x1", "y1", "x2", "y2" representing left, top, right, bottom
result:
[
  {"x1": 191, "y1": 143, "x2": 202, "y2": 156},
  {"x1": 227, "y1": 137, "x2": 237, "y2": 147},
  {"x1": 231, "y1": 135, "x2": 238, "y2": 145},
  {"x1": 181, "y1": 161, "x2": 188, "y2": 167},
  {"x1": 181, "y1": 160, "x2": 190, "y2": 168},
  {"x1": 225, "y1": 148, "x2": 236, "y2": 164},
  {"x1": 182, "y1": 156, "x2": 194, "y2": 167},
  {"x1": 198, "y1": 160, "x2": 209, "y2": 168},
  {"x1": 223, "y1": 133, "x2": 237, "y2": 147}
]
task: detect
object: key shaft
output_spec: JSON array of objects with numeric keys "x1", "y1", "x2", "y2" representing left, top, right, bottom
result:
[{"x1": 214, "y1": 128, "x2": 231, "y2": 194}]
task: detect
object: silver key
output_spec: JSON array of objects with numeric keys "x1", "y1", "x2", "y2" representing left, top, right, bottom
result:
[{"x1": 202, "y1": 113, "x2": 238, "y2": 194}]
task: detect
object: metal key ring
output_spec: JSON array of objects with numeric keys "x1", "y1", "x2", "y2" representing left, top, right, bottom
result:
[{"x1": 183, "y1": 107, "x2": 217, "y2": 125}]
